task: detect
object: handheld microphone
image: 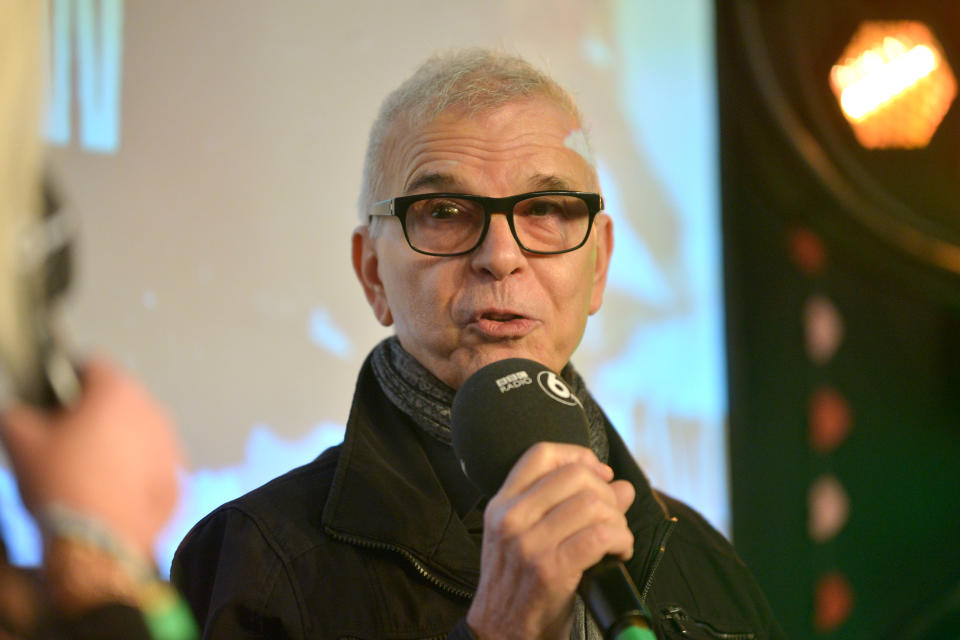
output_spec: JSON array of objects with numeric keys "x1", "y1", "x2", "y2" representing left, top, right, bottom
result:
[{"x1": 451, "y1": 358, "x2": 656, "y2": 640}]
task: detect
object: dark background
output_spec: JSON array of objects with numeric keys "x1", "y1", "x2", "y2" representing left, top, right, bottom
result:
[{"x1": 719, "y1": 2, "x2": 960, "y2": 638}]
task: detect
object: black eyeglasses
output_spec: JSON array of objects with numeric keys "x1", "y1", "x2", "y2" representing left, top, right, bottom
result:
[{"x1": 368, "y1": 190, "x2": 603, "y2": 257}]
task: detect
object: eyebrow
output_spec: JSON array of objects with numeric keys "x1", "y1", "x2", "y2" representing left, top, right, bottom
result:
[
  {"x1": 405, "y1": 172, "x2": 460, "y2": 194},
  {"x1": 528, "y1": 173, "x2": 577, "y2": 191},
  {"x1": 405, "y1": 172, "x2": 579, "y2": 195}
]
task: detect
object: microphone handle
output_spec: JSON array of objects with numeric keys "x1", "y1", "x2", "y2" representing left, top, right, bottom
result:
[{"x1": 578, "y1": 556, "x2": 657, "y2": 640}]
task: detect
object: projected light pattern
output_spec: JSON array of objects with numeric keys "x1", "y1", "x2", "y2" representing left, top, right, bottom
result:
[
  {"x1": 45, "y1": 0, "x2": 124, "y2": 153},
  {"x1": 308, "y1": 307, "x2": 353, "y2": 360},
  {"x1": 586, "y1": 0, "x2": 728, "y2": 532},
  {"x1": 0, "y1": 469, "x2": 41, "y2": 565},
  {"x1": 2, "y1": 423, "x2": 345, "y2": 572},
  {"x1": 3, "y1": 1, "x2": 727, "y2": 572},
  {"x1": 154, "y1": 423, "x2": 346, "y2": 576}
]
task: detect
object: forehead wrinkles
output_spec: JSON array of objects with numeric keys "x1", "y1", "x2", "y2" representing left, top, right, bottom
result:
[
  {"x1": 413, "y1": 126, "x2": 559, "y2": 154},
  {"x1": 379, "y1": 99, "x2": 593, "y2": 197},
  {"x1": 400, "y1": 131, "x2": 558, "y2": 186}
]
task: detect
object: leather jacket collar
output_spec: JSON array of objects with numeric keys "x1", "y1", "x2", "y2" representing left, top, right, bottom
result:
[{"x1": 321, "y1": 356, "x2": 671, "y2": 596}]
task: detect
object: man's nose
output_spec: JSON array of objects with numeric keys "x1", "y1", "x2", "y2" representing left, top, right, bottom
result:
[{"x1": 470, "y1": 213, "x2": 525, "y2": 279}]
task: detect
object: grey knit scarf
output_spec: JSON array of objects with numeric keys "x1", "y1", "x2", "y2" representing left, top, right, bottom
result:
[
  {"x1": 370, "y1": 336, "x2": 607, "y2": 640},
  {"x1": 370, "y1": 336, "x2": 609, "y2": 461}
]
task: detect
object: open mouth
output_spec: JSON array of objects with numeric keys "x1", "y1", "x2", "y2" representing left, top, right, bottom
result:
[
  {"x1": 469, "y1": 310, "x2": 535, "y2": 338},
  {"x1": 482, "y1": 312, "x2": 524, "y2": 322}
]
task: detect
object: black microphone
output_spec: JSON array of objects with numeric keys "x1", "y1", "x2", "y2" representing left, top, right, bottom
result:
[{"x1": 451, "y1": 358, "x2": 657, "y2": 640}]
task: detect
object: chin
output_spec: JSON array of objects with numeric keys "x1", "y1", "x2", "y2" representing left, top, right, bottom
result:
[{"x1": 456, "y1": 344, "x2": 559, "y2": 385}]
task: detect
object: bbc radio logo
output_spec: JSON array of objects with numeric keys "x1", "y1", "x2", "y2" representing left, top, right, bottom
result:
[
  {"x1": 45, "y1": 0, "x2": 125, "y2": 154},
  {"x1": 495, "y1": 370, "x2": 532, "y2": 393},
  {"x1": 494, "y1": 368, "x2": 582, "y2": 409}
]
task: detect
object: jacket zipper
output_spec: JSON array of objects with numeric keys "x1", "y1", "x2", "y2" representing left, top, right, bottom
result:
[
  {"x1": 662, "y1": 605, "x2": 756, "y2": 640},
  {"x1": 326, "y1": 528, "x2": 475, "y2": 600},
  {"x1": 331, "y1": 516, "x2": 680, "y2": 617},
  {"x1": 639, "y1": 516, "x2": 678, "y2": 601}
]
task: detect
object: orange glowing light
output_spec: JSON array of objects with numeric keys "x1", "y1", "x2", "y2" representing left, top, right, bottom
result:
[{"x1": 829, "y1": 21, "x2": 956, "y2": 149}]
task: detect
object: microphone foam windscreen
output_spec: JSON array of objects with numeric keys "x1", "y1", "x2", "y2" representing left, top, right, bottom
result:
[{"x1": 451, "y1": 358, "x2": 590, "y2": 496}]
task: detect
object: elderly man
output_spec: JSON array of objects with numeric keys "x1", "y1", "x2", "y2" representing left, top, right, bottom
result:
[{"x1": 172, "y1": 49, "x2": 783, "y2": 640}]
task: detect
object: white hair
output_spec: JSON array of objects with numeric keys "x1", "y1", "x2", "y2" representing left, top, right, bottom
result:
[{"x1": 357, "y1": 48, "x2": 589, "y2": 221}]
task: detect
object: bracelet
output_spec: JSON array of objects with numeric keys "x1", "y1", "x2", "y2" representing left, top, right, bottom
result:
[
  {"x1": 38, "y1": 503, "x2": 154, "y2": 584},
  {"x1": 37, "y1": 503, "x2": 198, "y2": 640}
]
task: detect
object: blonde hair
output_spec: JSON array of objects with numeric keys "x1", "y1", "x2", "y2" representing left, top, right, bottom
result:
[{"x1": 0, "y1": 1, "x2": 46, "y2": 379}]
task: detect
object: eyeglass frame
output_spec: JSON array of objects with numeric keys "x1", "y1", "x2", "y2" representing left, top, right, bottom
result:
[{"x1": 367, "y1": 190, "x2": 604, "y2": 257}]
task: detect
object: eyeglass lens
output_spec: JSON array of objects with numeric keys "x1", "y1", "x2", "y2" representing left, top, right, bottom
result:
[{"x1": 404, "y1": 194, "x2": 591, "y2": 255}]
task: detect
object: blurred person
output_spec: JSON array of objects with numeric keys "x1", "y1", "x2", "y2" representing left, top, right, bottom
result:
[
  {"x1": 0, "y1": 357, "x2": 196, "y2": 640},
  {"x1": 173, "y1": 49, "x2": 785, "y2": 639},
  {"x1": 1, "y1": 3, "x2": 197, "y2": 638}
]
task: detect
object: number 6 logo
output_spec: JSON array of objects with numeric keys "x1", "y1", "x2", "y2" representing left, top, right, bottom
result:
[{"x1": 537, "y1": 371, "x2": 582, "y2": 407}]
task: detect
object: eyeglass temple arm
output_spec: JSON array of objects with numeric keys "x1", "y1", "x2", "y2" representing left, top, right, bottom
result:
[{"x1": 368, "y1": 199, "x2": 397, "y2": 218}]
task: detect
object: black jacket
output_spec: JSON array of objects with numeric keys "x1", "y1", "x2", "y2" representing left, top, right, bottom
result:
[{"x1": 172, "y1": 356, "x2": 785, "y2": 639}]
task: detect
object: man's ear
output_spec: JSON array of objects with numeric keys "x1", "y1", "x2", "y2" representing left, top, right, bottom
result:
[
  {"x1": 351, "y1": 225, "x2": 393, "y2": 326},
  {"x1": 588, "y1": 213, "x2": 614, "y2": 315}
]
